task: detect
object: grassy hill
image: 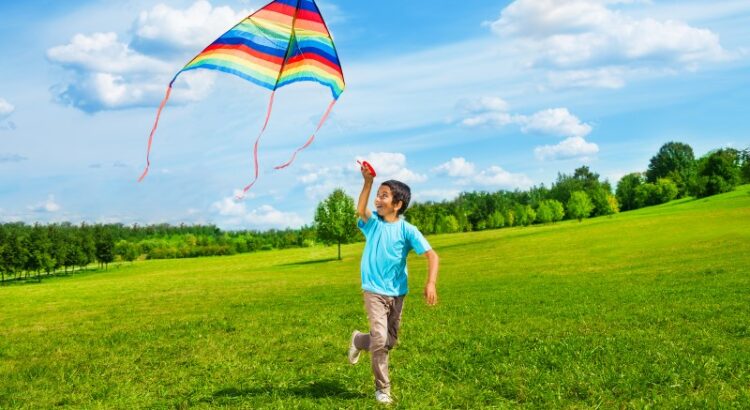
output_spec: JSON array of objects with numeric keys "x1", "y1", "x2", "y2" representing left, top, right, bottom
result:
[{"x1": 1, "y1": 186, "x2": 749, "y2": 408}]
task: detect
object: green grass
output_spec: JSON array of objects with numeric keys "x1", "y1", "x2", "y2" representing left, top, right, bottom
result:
[{"x1": 2, "y1": 186, "x2": 750, "y2": 409}]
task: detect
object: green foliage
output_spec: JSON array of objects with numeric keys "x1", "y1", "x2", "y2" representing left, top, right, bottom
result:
[
  {"x1": 693, "y1": 149, "x2": 742, "y2": 198},
  {"x1": 115, "y1": 240, "x2": 139, "y2": 263},
  {"x1": 616, "y1": 173, "x2": 644, "y2": 211},
  {"x1": 505, "y1": 209, "x2": 515, "y2": 227},
  {"x1": 549, "y1": 199, "x2": 565, "y2": 222},
  {"x1": 524, "y1": 205, "x2": 536, "y2": 226},
  {"x1": 740, "y1": 148, "x2": 750, "y2": 184},
  {"x1": 567, "y1": 191, "x2": 594, "y2": 222},
  {"x1": 0, "y1": 222, "x2": 320, "y2": 283},
  {"x1": 535, "y1": 201, "x2": 554, "y2": 224},
  {"x1": 487, "y1": 211, "x2": 505, "y2": 229},
  {"x1": 550, "y1": 166, "x2": 614, "y2": 218},
  {"x1": 606, "y1": 194, "x2": 620, "y2": 215},
  {"x1": 635, "y1": 178, "x2": 678, "y2": 208},
  {"x1": 646, "y1": 141, "x2": 696, "y2": 197},
  {"x1": 314, "y1": 189, "x2": 359, "y2": 260}
]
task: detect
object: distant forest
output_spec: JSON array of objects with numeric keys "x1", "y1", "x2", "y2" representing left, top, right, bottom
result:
[{"x1": 1, "y1": 143, "x2": 748, "y2": 284}]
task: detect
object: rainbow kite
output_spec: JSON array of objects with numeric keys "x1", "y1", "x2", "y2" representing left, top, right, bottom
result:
[{"x1": 139, "y1": 0, "x2": 345, "y2": 195}]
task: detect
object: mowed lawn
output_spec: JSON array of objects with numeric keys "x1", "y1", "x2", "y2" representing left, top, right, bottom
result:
[{"x1": 1, "y1": 187, "x2": 749, "y2": 409}]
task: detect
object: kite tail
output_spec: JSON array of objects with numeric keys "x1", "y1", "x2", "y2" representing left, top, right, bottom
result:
[
  {"x1": 274, "y1": 98, "x2": 338, "y2": 170},
  {"x1": 236, "y1": 91, "x2": 277, "y2": 199},
  {"x1": 138, "y1": 78, "x2": 176, "y2": 182}
]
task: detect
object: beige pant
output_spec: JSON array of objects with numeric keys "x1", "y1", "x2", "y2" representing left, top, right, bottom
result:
[{"x1": 353, "y1": 291, "x2": 405, "y2": 395}]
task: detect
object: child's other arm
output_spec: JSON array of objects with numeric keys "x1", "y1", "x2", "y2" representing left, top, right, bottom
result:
[
  {"x1": 423, "y1": 249, "x2": 439, "y2": 305},
  {"x1": 358, "y1": 164, "x2": 374, "y2": 222}
]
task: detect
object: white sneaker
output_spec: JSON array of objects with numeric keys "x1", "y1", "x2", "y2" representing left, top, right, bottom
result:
[
  {"x1": 375, "y1": 390, "x2": 393, "y2": 405},
  {"x1": 348, "y1": 330, "x2": 362, "y2": 365}
]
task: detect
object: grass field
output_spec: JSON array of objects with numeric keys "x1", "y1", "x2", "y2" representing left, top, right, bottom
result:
[{"x1": 2, "y1": 186, "x2": 749, "y2": 409}]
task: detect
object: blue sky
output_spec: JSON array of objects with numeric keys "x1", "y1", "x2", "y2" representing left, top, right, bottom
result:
[{"x1": 1, "y1": 0, "x2": 748, "y2": 230}]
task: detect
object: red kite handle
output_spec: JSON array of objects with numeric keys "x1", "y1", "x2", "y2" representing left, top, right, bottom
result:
[{"x1": 357, "y1": 160, "x2": 377, "y2": 177}]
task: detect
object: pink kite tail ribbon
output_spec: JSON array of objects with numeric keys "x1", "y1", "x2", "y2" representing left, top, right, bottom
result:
[
  {"x1": 138, "y1": 78, "x2": 176, "y2": 182},
  {"x1": 236, "y1": 91, "x2": 277, "y2": 200},
  {"x1": 274, "y1": 98, "x2": 338, "y2": 170}
]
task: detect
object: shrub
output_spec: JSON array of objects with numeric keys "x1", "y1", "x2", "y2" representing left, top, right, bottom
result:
[{"x1": 567, "y1": 191, "x2": 594, "y2": 222}]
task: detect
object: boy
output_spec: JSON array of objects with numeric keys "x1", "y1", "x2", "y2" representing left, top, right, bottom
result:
[{"x1": 348, "y1": 163, "x2": 440, "y2": 405}]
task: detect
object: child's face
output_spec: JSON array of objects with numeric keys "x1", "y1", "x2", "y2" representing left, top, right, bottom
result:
[{"x1": 374, "y1": 185, "x2": 402, "y2": 216}]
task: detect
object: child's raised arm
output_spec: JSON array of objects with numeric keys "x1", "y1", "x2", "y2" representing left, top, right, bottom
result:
[{"x1": 357, "y1": 164, "x2": 374, "y2": 222}]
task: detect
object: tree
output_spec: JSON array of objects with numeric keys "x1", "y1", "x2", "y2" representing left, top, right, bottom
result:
[
  {"x1": 645, "y1": 142, "x2": 696, "y2": 197},
  {"x1": 550, "y1": 200, "x2": 565, "y2": 222},
  {"x1": 314, "y1": 189, "x2": 359, "y2": 260},
  {"x1": 536, "y1": 202, "x2": 553, "y2": 224},
  {"x1": 634, "y1": 178, "x2": 677, "y2": 208},
  {"x1": 740, "y1": 147, "x2": 750, "y2": 184},
  {"x1": 693, "y1": 149, "x2": 742, "y2": 198},
  {"x1": 524, "y1": 205, "x2": 536, "y2": 225},
  {"x1": 487, "y1": 211, "x2": 505, "y2": 229},
  {"x1": 437, "y1": 215, "x2": 460, "y2": 233},
  {"x1": 95, "y1": 231, "x2": 115, "y2": 269},
  {"x1": 504, "y1": 209, "x2": 515, "y2": 227},
  {"x1": 616, "y1": 173, "x2": 644, "y2": 211},
  {"x1": 115, "y1": 240, "x2": 139, "y2": 263},
  {"x1": 606, "y1": 194, "x2": 620, "y2": 215},
  {"x1": 567, "y1": 191, "x2": 594, "y2": 222}
]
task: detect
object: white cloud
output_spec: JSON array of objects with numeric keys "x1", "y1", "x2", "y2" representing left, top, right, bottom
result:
[
  {"x1": 490, "y1": 0, "x2": 730, "y2": 88},
  {"x1": 47, "y1": 30, "x2": 215, "y2": 112},
  {"x1": 0, "y1": 98, "x2": 14, "y2": 120},
  {"x1": 520, "y1": 108, "x2": 592, "y2": 138},
  {"x1": 132, "y1": 1, "x2": 250, "y2": 54},
  {"x1": 473, "y1": 166, "x2": 534, "y2": 189},
  {"x1": 29, "y1": 195, "x2": 61, "y2": 213},
  {"x1": 433, "y1": 157, "x2": 476, "y2": 178},
  {"x1": 534, "y1": 136, "x2": 599, "y2": 161},
  {"x1": 492, "y1": 0, "x2": 728, "y2": 66},
  {"x1": 46, "y1": 1, "x2": 241, "y2": 112},
  {"x1": 430, "y1": 157, "x2": 533, "y2": 190},
  {"x1": 461, "y1": 97, "x2": 592, "y2": 138},
  {"x1": 47, "y1": 32, "x2": 170, "y2": 75},
  {"x1": 211, "y1": 196, "x2": 304, "y2": 229},
  {"x1": 356, "y1": 152, "x2": 427, "y2": 184}
]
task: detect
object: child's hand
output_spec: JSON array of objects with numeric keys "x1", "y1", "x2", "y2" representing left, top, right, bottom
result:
[
  {"x1": 360, "y1": 162, "x2": 374, "y2": 183},
  {"x1": 424, "y1": 283, "x2": 438, "y2": 306}
]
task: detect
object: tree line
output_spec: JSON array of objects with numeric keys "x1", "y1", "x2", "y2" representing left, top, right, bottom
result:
[
  {"x1": 313, "y1": 142, "x2": 749, "y2": 244},
  {"x1": 2, "y1": 142, "x2": 748, "y2": 284},
  {"x1": 0, "y1": 223, "x2": 316, "y2": 284}
]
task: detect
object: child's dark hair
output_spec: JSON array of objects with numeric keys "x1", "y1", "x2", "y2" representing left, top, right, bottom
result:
[{"x1": 381, "y1": 180, "x2": 411, "y2": 216}]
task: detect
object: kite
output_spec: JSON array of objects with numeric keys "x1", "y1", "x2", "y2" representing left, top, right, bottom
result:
[{"x1": 138, "y1": 0, "x2": 345, "y2": 196}]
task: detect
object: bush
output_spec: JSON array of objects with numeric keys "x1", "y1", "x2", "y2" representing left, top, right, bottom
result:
[
  {"x1": 536, "y1": 202, "x2": 553, "y2": 224},
  {"x1": 692, "y1": 149, "x2": 741, "y2": 198},
  {"x1": 616, "y1": 173, "x2": 644, "y2": 211},
  {"x1": 567, "y1": 191, "x2": 594, "y2": 222},
  {"x1": 487, "y1": 211, "x2": 505, "y2": 229},
  {"x1": 635, "y1": 179, "x2": 677, "y2": 207}
]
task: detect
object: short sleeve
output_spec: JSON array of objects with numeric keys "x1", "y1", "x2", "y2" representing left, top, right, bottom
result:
[
  {"x1": 405, "y1": 224, "x2": 431, "y2": 255},
  {"x1": 358, "y1": 212, "x2": 378, "y2": 237}
]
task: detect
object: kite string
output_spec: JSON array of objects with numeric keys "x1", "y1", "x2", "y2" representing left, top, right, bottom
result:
[
  {"x1": 236, "y1": 90, "x2": 277, "y2": 199},
  {"x1": 138, "y1": 79, "x2": 175, "y2": 182},
  {"x1": 274, "y1": 98, "x2": 337, "y2": 170}
]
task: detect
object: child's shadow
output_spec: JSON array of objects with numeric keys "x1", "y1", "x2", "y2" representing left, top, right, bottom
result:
[{"x1": 208, "y1": 379, "x2": 366, "y2": 402}]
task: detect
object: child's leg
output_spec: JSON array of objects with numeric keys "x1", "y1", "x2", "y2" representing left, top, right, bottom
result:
[
  {"x1": 354, "y1": 292, "x2": 394, "y2": 394},
  {"x1": 386, "y1": 296, "x2": 405, "y2": 350}
]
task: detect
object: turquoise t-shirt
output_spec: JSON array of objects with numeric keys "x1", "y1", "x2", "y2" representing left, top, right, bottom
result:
[{"x1": 357, "y1": 211, "x2": 432, "y2": 296}]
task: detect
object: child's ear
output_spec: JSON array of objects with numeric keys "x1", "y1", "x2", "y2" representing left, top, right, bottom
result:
[{"x1": 394, "y1": 200, "x2": 403, "y2": 213}]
